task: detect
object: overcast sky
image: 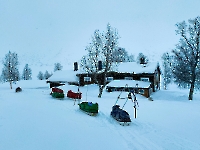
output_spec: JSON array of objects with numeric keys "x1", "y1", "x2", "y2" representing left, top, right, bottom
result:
[{"x1": 0, "y1": 0, "x2": 200, "y2": 65}]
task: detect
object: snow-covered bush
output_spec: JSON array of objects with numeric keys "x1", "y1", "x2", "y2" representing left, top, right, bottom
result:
[{"x1": 37, "y1": 71, "x2": 44, "y2": 80}]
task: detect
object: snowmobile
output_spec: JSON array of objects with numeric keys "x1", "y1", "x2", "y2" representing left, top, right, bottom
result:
[
  {"x1": 51, "y1": 87, "x2": 65, "y2": 99},
  {"x1": 78, "y1": 102, "x2": 98, "y2": 116},
  {"x1": 110, "y1": 84, "x2": 136, "y2": 126}
]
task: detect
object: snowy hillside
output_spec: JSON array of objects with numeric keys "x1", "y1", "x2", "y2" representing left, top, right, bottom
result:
[{"x1": 0, "y1": 80, "x2": 200, "y2": 150}]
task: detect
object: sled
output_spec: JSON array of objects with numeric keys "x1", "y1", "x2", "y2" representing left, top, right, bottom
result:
[
  {"x1": 51, "y1": 92, "x2": 65, "y2": 98},
  {"x1": 111, "y1": 105, "x2": 131, "y2": 125},
  {"x1": 67, "y1": 90, "x2": 82, "y2": 99},
  {"x1": 78, "y1": 102, "x2": 98, "y2": 116},
  {"x1": 110, "y1": 84, "x2": 137, "y2": 125},
  {"x1": 51, "y1": 87, "x2": 65, "y2": 98},
  {"x1": 51, "y1": 87, "x2": 64, "y2": 93}
]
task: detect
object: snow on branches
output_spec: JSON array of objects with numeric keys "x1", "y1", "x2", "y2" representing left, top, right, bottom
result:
[
  {"x1": 1, "y1": 51, "x2": 20, "y2": 89},
  {"x1": 172, "y1": 16, "x2": 200, "y2": 100}
]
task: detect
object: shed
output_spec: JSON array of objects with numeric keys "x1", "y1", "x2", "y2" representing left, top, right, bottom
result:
[{"x1": 106, "y1": 80, "x2": 152, "y2": 98}]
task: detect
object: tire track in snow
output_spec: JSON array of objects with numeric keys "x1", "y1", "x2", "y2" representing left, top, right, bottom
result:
[
  {"x1": 147, "y1": 127, "x2": 200, "y2": 150},
  {"x1": 91, "y1": 111, "x2": 162, "y2": 149},
  {"x1": 118, "y1": 120, "x2": 200, "y2": 150},
  {"x1": 89, "y1": 108, "x2": 159, "y2": 149},
  {"x1": 112, "y1": 121, "x2": 163, "y2": 150}
]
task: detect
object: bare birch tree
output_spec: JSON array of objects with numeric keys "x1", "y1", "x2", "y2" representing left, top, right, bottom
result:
[
  {"x1": 81, "y1": 24, "x2": 120, "y2": 98},
  {"x1": 172, "y1": 16, "x2": 200, "y2": 100},
  {"x1": 98, "y1": 23, "x2": 120, "y2": 97}
]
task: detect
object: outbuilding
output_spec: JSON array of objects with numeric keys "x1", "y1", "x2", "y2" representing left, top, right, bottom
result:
[{"x1": 106, "y1": 80, "x2": 152, "y2": 98}]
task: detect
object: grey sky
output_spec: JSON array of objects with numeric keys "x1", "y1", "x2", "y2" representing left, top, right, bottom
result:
[{"x1": 0, "y1": 0, "x2": 200, "y2": 65}]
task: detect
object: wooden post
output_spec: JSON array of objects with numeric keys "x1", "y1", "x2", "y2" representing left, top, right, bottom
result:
[{"x1": 134, "y1": 107, "x2": 137, "y2": 118}]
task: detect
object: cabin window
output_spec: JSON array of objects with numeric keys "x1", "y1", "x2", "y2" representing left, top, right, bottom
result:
[
  {"x1": 140, "y1": 77, "x2": 149, "y2": 82},
  {"x1": 84, "y1": 77, "x2": 91, "y2": 82},
  {"x1": 106, "y1": 77, "x2": 113, "y2": 82},
  {"x1": 124, "y1": 77, "x2": 133, "y2": 80},
  {"x1": 139, "y1": 89, "x2": 144, "y2": 94}
]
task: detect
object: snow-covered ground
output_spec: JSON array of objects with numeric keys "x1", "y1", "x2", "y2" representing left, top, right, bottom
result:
[{"x1": 0, "y1": 80, "x2": 200, "y2": 150}]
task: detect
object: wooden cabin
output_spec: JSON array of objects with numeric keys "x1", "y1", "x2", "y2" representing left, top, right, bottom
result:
[
  {"x1": 77, "y1": 62, "x2": 161, "y2": 92},
  {"x1": 47, "y1": 61, "x2": 161, "y2": 97}
]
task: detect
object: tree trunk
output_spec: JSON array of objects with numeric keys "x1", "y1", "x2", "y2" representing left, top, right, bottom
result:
[
  {"x1": 163, "y1": 83, "x2": 167, "y2": 90},
  {"x1": 188, "y1": 82, "x2": 195, "y2": 100},
  {"x1": 98, "y1": 72, "x2": 107, "y2": 98},
  {"x1": 93, "y1": 73, "x2": 98, "y2": 84},
  {"x1": 98, "y1": 85, "x2": 103, "y2": 98},
  {"x1": 9, "y1": 81, "x2": 12, "y2": 89}
]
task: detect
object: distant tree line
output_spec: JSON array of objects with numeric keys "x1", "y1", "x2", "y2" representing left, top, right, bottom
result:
[
  {"x1": 0, "y1": 51, "x2": 33, "y2": 88},
  {"x1": 37, "y1": 70, "x2": 52, "y2": 80},
  {"x1": 0, "y1": 51, "x2": 63, "y2": 88},
  {"x1": 37, "y1": 63, "x2": 62, "y2": 80}
]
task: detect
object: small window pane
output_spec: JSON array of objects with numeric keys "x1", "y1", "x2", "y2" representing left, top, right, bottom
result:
[
  {"x1": 84, "y1": 77, "x2": 91, "y2": 82},
  {"x1": 124, "y1": 77, "x2": 133, "y2": 80},
  {"x1": 140, "y1": 77, "x2": 149, "y2": 82},
  {"x1": 106, "y1": 77, "x2": 113, "y2": 81},
  {"x1": 139, "y1": 89, "x2": 144, "y2": 94}
]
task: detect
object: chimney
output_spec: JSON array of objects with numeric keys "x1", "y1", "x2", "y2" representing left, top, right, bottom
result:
[
  {"x1": 74, "y1": 62, "x2": 78, "y2": 71},
  {"x1": 98, "y1": 61, "x2": 102, "y2": 71}
]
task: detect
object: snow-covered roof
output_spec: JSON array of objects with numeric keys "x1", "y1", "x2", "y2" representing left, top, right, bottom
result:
[
  {"x1": 106, "y1": 80, "x2": 151, "y2": 88},
  {"x1": 48, "y1": 70, "x2": 80, "y2": 82},
  {"x1": 117, "y1": 62, "x2": 159, "y2": 74}
]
